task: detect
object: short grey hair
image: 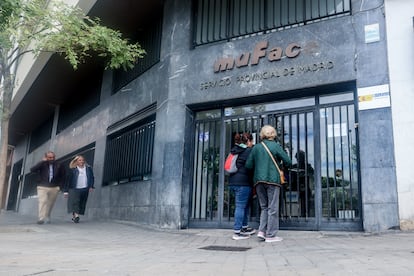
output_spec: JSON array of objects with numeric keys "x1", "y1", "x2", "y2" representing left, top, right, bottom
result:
[{"x1": 259, "y1": 125, "x2": 277, "y2": 140}]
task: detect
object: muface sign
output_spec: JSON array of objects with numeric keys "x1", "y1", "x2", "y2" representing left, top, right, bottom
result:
[
  {"x1": 214, "y1": 41, "x2": 301, "y2": 73},
  {"x1": 200, "y1": 40, "x2": 334, "y2": 91}
]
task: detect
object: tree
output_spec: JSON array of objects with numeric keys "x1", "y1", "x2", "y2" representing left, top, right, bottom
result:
[{"x1": 0, "y1": 0, "x2": 146, "y2": 209}]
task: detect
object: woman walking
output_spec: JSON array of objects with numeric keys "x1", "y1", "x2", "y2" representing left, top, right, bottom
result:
[{"x1": 64, "y1": 155, "x2": 95, "y2": 223}]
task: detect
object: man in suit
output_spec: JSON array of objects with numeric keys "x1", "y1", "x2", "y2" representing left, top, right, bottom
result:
[{"x1": 30, "y1": 151, "x2": 66, "y2": 224}]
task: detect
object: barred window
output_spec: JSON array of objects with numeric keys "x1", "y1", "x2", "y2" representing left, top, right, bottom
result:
[
  {"x1": 112, "y1": 13, "x2": 163, "y2": 93},
  {"x1": 193, "y1": 0, "x2": 351, "y2": 46},
  {"x1": 103, "y1": 115, "x2": 156, "y2": 186}
]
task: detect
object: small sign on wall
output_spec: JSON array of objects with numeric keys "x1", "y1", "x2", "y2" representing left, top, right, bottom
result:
[
  {"x1": 358, "y1": 84, "x2": 390, "y2": 110},
  {"x1": 365, "y1": 23, "x2": 380, "y2": 43}
]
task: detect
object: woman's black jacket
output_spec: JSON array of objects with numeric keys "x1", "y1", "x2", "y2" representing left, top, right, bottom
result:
[{"x1": 228, "y1": 145, "x2": 253, "y2": 186}]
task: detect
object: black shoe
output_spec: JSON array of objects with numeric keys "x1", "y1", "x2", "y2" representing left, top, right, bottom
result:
[
  {"x1": 37, "y1": 220, "x2": 44, "y2": 225},
  {"x1": 73, "y1": 217, "x2": 80, "y2": 223},
  {"x1": 241, "y1": 227, "x2": 256, "y2": 235}
]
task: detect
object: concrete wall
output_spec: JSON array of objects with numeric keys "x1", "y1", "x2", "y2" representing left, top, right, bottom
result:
[
  {"x1": 351, "y1": 0, "x2": 399, "y2": 232},
  {"x1": 384, "y1": 0, "x2": 414, "y2": 230},
  {"x1": 184, "y1": 16, "x2": 356, "y2": 104}
]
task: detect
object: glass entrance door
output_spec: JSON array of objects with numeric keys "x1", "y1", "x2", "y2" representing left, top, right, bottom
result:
[
  {"x1": 267, "y1": 110, "x2": 316, "y2": 224},
  {"x1": 319, "y1": 94, "x2": 361, "y2": 230},
  {"x1": 190, "y1": 92, "x2": 361, "y2": 230},
  {"x1": 191, "y1": 110, "x2": 222, "y2": 227}
]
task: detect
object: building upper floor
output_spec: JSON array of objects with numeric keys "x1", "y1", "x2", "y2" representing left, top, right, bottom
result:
[{"x1": 10, "y1": 0, "x2": 387, "y2": 149}]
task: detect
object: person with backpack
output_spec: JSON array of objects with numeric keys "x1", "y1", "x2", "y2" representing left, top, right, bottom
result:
[{"x1": 228, "y1": 132, "x2": 255, "y2": 240}]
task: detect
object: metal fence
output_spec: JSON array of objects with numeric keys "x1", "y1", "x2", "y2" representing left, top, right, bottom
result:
[
  {"x1": 193, "y1": 0, "x2": 351, "y2": 46},
  {"x1": 103, "y1": 116, "x2": 156, "y2": 186}
]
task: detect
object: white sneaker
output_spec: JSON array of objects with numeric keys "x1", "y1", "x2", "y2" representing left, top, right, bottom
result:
[
  {"x1": 257, "y1": 231, "x2": 265, "y2": 241},
  {"x1": 265, "y1": 236, "x2": 283, "y2": 243}
]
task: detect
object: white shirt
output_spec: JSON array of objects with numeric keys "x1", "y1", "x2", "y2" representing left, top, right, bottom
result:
[
  {"x1": 49, "y1": 164, "x2": 53, "y2": 182},
  {"x1": 76, "y1": 166, "x2": 88, "y2": 189}
]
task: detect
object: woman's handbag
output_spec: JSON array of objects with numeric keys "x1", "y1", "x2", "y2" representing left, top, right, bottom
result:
[{"x1": 261, "y1": 142, "x2": 287, "y2": 184}]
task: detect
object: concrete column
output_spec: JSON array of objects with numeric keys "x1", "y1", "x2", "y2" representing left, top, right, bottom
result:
[{"x1": 150, "y1": 0, "x2": 192, "y2": 229}]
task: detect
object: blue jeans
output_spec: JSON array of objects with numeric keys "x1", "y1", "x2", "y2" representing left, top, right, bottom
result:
[{"x1": 230, "y1": 186, "x2": 252, "y2": 232}]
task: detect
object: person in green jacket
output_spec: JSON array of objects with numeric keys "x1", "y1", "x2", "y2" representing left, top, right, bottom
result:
[{"x1": 245, "y1": 125, "x2": 291, "y2": 243}]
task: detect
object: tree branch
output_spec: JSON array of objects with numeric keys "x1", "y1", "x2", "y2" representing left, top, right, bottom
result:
[
  {"x1": 6, "y1": 46, "x2": 20, "y2": 61},
  {"x1": 4, "y1": 48, "x2": 34, "y2": 71}
]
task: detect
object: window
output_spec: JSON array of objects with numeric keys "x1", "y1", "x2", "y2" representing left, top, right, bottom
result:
[
  {"x1": 22, "y1": 172, "x2": 38, "y2": 199},
  {"x1": 56, "y1": 73, "x2": 101, "y2": 134},
  {"x1": 112, "y1": 14, "x2": 163, "y2": 93},
  {"x1": 103, "y1": 114, "x2": 156, "y2": 186},
  {"x1": 29, "y1": 115, "x2": 54, "y2": 153},
  {"x1": 193, "y1": 0, "x2": 351, "y2": 46}
]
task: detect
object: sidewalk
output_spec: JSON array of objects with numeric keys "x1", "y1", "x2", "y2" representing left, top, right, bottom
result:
[{"x1": 1, "y1": 211, "x2": 413, "y2": 276}]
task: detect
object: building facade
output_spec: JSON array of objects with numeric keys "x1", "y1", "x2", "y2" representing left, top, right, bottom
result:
[{"x1": 4, "y1": 0, "x2": 410, "y2": 232}]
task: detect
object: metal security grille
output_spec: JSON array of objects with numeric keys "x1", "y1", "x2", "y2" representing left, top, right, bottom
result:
[
  {"x1": 320, "y1": 104, "x2": 359, "y2": 220},
  {"x1": 193, "y1": 0, "x2": 351, "y2": 46},
  {"x1": 223, "y1": 116, "x2": 262, "y2": 223},
  {"x1": 190, "y1": 91, "x2": 361, "y2": 230},
  {"x1": 192, "y1": 118, "x2": 221, "y2": 220},
  {"x1": 103, "y1": 116, "x2": 155, "y2": 186},
  {"x1": 267, "y1": 111, "x2": 315, "y2": 219},
  {"x1": 191, "y1": 114, "x2": 262, "y2": 224},
  {"x1": 199, "y1": 245, "x2": 251, "y2": 251}
]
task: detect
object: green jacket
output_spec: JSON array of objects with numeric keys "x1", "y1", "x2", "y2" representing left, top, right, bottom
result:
[{"x1": 245, "y1": 139, "x2": 292, "y2": 186}]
